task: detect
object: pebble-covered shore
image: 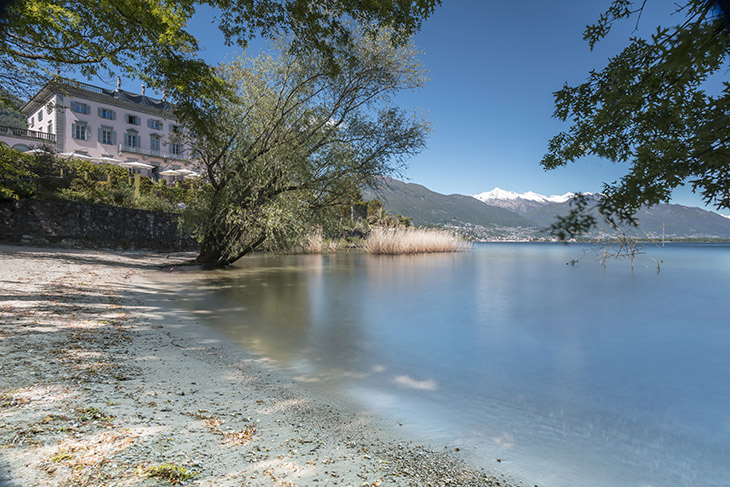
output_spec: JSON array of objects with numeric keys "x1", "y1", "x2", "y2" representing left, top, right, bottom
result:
[{"x1": 0, "y1": 245, "x2": 520, "y2": 486}]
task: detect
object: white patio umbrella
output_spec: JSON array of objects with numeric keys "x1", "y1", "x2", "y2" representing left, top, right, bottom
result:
[
  {"x1": 120, "y1": 161, "x2": 154, "y2": 169},
  {"x1": 174, "y1": 168, "x2": 202, "y2": 178},
  {"x1": 24, "y1": 148, "x2": 51, "y2": 155},
  {"x1": 95, "y1": 156, "x2": 122, "y2": 164},
  {"x1": 159, "y1": 169, "x2": 183, "y2": 176},
  {"x1": 58, "y1": 152, "x2": 93, "y2": 160}
]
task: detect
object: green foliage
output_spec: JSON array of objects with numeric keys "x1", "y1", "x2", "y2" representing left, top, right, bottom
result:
[
  {"x1": 0, "y1": 146, "x2": 199, "y2": 211},
  {"x1": 367, "y1": 200, "x2": 400, "y2": 228},
  {"x1": 548, "y1": 193, "x2": 597, "y2": 241},
  {"x1": 0, "y1": 144, "x2": 35, "y2": 200},
  {"x1": 1, "y1": 0, "x2": 218, "y2": 106},
  {"x1": 0, "y1": 90, "x2": 26, "y2": 127},
  {"x1": 55, "y1": 159, "x2": 143, "y2": 207},
  {"x1": 1, "y1": 0, "x2": 440, "y2": 114},
  {"x1": 184, "y1": 28, "x2": 430, "y2": 265},
  {"x1": 543, "y1": 0, "x2": 730, "y2": 238},
  {"x1": 365, "y1": 197, "x2": 413, "y2": 228},
  {"x1": 50, "y1": 448, "x2": 74, "y2": 463},
  {"x1": 137, "y1": 463, "x2": 197, "y2": 485}
]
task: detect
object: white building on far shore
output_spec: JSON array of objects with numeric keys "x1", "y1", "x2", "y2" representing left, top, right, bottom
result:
[{"x1": 1, "y1": 76, "x2": 199, "y2": 182}]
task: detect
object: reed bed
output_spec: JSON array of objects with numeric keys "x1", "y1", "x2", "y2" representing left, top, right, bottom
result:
[
  {"x1": 363, "y1": 227, "x2": 471, "y2": 255},
  {"x1": 287, "y1": 228, "x2": 341, "y2": 254}
]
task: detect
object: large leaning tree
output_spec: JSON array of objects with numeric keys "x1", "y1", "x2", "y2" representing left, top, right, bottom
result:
[
  {"x1": 179, "y1": 30, "x2": 429, "y2": 266},
  {"x1": 0, "y1": 0, "x2": 440, "y2": 110},
  {"x1": 542, "y1": 0, "x2": 730, "y2": 238}
]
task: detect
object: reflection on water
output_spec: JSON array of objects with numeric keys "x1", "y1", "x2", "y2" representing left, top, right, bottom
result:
[{"x1": 161, "y1": 243, "x2": 730, "y2": 487}]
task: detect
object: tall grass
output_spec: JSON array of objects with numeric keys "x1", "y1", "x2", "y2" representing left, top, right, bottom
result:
[
  {"x1": 363, "y1": 227, "x2": 470, "y2": 255},
  {"x1": 282, "y1": 228, "x2": 342, "y2": 254}
]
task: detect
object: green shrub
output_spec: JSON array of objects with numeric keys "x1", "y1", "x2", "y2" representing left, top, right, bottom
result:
[
  {"x1": 1, "y1": 147, "x2": 206, "y2": 214},
  {"x1": 0, "y1": 145, "x2": 34, "y2": 200}
]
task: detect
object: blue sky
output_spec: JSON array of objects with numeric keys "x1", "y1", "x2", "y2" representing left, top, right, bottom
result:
[{"x1": 112, "y1": 1, "x2": 715, "y2": 209}]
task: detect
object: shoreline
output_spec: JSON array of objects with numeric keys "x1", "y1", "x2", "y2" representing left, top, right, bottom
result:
[{"x1": 0, "y1": 245, "x2": 516, "y2": 486}]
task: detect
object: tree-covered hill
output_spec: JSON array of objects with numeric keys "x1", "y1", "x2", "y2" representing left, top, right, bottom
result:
[
  {"x1": 362, "y1": 177, "x2": 534, "y2": 229},
  {"x1": 365, "y1": 177, "x2": 730, "y2": 240},
  {"x1": 0, "y1": 91, "x2": 26, "y2": 128}
]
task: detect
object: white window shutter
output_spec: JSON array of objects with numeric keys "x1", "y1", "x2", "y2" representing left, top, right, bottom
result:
[
  {"x1": 98, "y1": 127, "x2": 102, "y2": 142},
  {"x1": 111, "y1": 130, "x2": 117, "y2": 146},
  {"x1": 86, "y1": 125, "x2": 91, "y2": 141},
  {"x1": 112, "y1": 110, "x2": 116, "y2": 120}
]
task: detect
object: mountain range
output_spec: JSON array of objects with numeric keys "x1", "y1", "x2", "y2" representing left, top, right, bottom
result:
[{"x1": 362, "y1": 178, "x2": 730, "y2": 240}]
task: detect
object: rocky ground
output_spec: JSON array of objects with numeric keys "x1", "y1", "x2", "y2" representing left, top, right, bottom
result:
[{"x1": 0, "y1": 245, "x2": 518, "y2": 487}]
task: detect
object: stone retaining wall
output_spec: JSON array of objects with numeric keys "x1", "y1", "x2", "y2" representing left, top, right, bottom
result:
[{"x1": 0, "y1": 199, "x2": 198, "y2": 251}]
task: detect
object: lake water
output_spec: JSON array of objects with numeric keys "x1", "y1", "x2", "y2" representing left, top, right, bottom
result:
[{"x1": 164, "y1": 243, "x2": 730, "y2": 487}]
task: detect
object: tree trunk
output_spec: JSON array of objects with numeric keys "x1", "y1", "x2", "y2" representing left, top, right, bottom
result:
[{"x1": 193, "y1": 228, "x2": 267, "y2": 267}]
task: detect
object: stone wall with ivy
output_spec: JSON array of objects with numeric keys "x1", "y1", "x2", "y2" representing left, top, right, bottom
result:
[{"x1": 0, "y1": 199, "x2": 198, "y2": 251}]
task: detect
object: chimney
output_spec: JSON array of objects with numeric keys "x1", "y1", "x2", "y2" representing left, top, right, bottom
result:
[
  {"x1": 141, "y1": 83, "x2": 146, "y2": 96},
  {"x1": 116, "y1": 75, "x2": 121, "y2": 91}
]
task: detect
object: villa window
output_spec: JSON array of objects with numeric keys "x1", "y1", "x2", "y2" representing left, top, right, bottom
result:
[
  {"x1": 47, "y1": 123, "x2": 52, "y2": 134},
  {"x1": 125, "y1": 130, "x2": 140, "y2": 148},
  {"x1": 99, "y1": 107, "x2": 116, "y2": 120},
  {"x1": 170, "y1": 124, "x2": 181, "y2": 134},
  {"x1": 126, "y1": 114, "x2": 140, "y2": 125},
  {"x1": 46, "y1": 103, "x2": 53, "y2": 114},
  {"x1": 150, "y1": 134, "x2": 160, "y2": 153},
  {"x1": 30, "y1": 117, "x2": 34, "y2": 128},
  {"x1": 170, "y1": 142, "x2": 182, "y2": 156},
  {"x1": 71, "y1": 101, "x2": 90, "y2": 114},
  {"x1": 38, "y1": 110, "x2": 43, "y2": 122},
  {"x1": 71, "y1": 121, "x2": 89, "y2": 141},
  {"x1": 148, "y1": 119, "x2": 162, "y2": 130},
  {"x1": 99, "y1": 126, "x2": 116, "y2": 145}
]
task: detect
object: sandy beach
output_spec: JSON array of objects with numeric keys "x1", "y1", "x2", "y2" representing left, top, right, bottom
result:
[{"x1": 0, "y1": 245, "x2": 515, "y2": 487}]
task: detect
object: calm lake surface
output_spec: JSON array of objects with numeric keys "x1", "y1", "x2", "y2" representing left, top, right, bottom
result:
[{"x1": 165, "y1": 243, "x2": 730, "y2": 487}]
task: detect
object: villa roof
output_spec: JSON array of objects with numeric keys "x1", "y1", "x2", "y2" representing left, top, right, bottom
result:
[{"x1": 22, "y1": 77, "x2": 174, "y2": 117}]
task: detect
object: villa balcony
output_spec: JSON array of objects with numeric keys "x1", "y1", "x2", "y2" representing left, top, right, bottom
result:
[
  {"x1": 119, "y1": 143, "x2": 192, "y2": 162},
  {"x1": 0, "y1": 125, "x2": 56, "y2": 143}
]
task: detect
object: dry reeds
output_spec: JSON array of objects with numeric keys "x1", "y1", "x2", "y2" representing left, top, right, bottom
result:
[
  {"x1": 363, "y1": 227, "x2": 470, "y2": 255},
  {"x1": 301, "y1": 228, "x2": 339, "y2": 253},
  {"x1": 304, "y1": 228, "x2": 325, "y2": 253}
]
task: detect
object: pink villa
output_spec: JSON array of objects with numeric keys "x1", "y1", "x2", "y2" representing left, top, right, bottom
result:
[{"x1": 0, "y1": 77, "x2": 200, "y2": 182}]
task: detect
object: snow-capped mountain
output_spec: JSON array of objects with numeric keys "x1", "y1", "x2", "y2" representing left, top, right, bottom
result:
[
  {"x1": 473, "y1": 187, "x2": 575, "y2": 204},
  {"x1": 362, "y1": 178, "x2": 730, "y2": 240},
  {"x1": 471, "y1": 187, "x2": 578, "y2": 213},
  {"x1": 470, "y1": 187, "x2": 730, "y2": 238}
]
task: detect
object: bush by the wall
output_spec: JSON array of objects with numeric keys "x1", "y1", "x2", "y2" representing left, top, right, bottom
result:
[{"x1": 0, "y1": 146, "x2": 201, "y2": 212}]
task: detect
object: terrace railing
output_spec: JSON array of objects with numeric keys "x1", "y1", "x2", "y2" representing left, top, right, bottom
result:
[
  {"x1": 0, "y1": 125, "x2": 57, "y2": 143},
  {"x1": 54, "y1": 77, "x2": 106, "y2": 95}
]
